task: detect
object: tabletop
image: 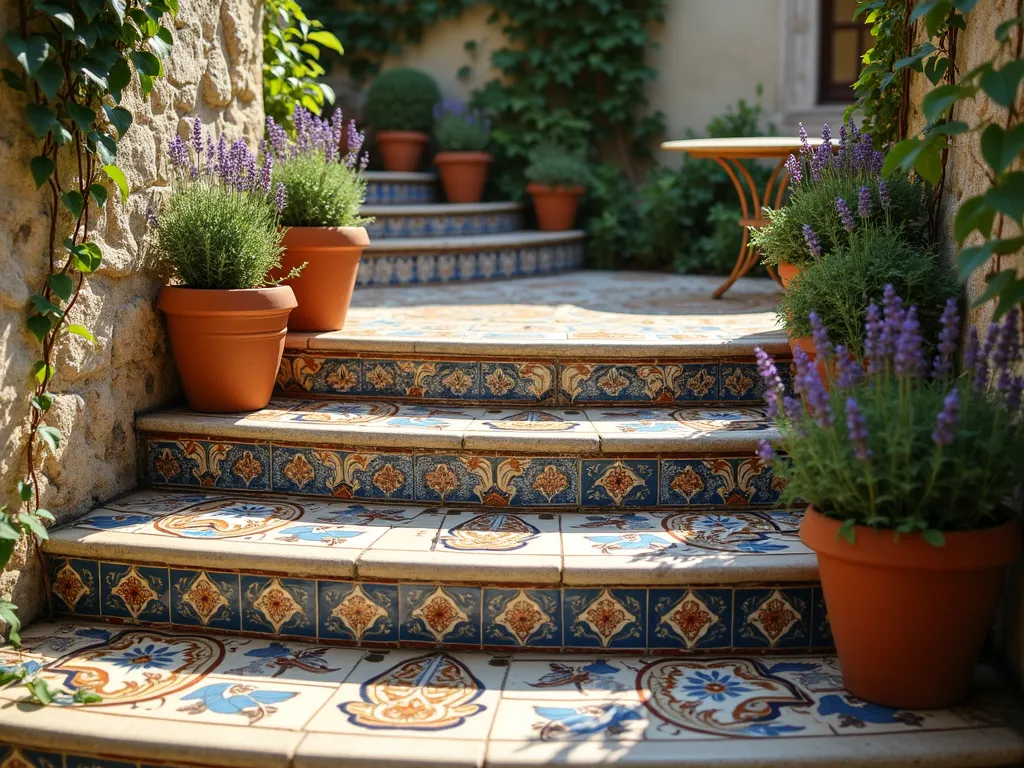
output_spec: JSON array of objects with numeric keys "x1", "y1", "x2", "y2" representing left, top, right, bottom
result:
[{"x1": 660, "y1": 136, "x2": 826, "y2": 159}]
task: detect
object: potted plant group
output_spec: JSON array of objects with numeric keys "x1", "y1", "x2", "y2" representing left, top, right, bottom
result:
[
  {"x1": 432, "y1": 99, "x2": 492, "y2": 203},
  {"x1": 267, "y1": 106, "x2": 371, "y2": 331},
  {"x1": 363, "y1": 68, "x2": 441, "y2": 172},
  {"x1": 153, "y1": 120, "x2": 297, "y2": 413},
  {"x1": 752, "y1": 121, "x2": 926, "y2": 288},
  {"x1": 755, "y1": 293, "x2": 1024, "y2": 708},
  {"x1": 524, "y1": 144, "x2": 591, "y2": 231}
]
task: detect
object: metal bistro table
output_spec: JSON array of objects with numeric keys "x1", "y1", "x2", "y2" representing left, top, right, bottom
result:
[{"x1": 661, "y1": 136, "x2": 824, "y2": 299}]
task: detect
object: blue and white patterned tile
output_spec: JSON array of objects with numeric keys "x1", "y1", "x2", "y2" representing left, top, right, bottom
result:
[
  {"x1": 277, "y1": 355, "x2": 363, "y2": 396},
  {"x1": 414, "y1": 455, "x2": 482, "y2": 504},
  {"x1": 812, "y1": 586, "x2": 833, "y2": 648},
  {"x1": 581, "y1": 460, "x2": 658, "y2": 507},
  {"x1": 241, "y1": 576, "x2": 317, "y2": 638},
  {"x1": 558, "y1": 363, "x2": 678, "y2": 404},
  {"x1": 318, "y1": 581, "x2": 400, "y2": 643},
  {"x1": 483, "y1": 588, "x2": 562, "y2": 647},
  {"x1": 437, "y1": 511, "x2": 560, "y2": 554},
  {"x1": 100, "y1": 563, "x2": 170, "y2": 623},
  {"x1": 66, "y1": 756, "x2": 137, "y2": 768},
  {"x1": 367, "y1": 211, "x2": 521, "y2": 239},
  {"x1": 216, "y1": 635, "x2": 364, "y2": 685},
  {"x1": 271, "y1": 446, "x2": 415, "y2": 501},
  {"x1": 169, "y1": 569, "x2": 241, "y2": 631},
  {"x1": 147, "y1": 439, "x2": 270, "y2": 491},
  {"x1": 364, "y1": 179, "x2": 438, "y2": 205},
  {"x1": 508, "y1": 458, "x2": 580, "y2": 507},
  {"x1": 733, "y1": 587, "x2": 813, "y2": 650},
  {"x1": 660, "y1": 509, "x2": 807, "y2": 554},
  {"x1": 49, "y1": 557, "x2": 100, "y2": 616},
  {"x1": 659, "y1": 458, "x2": 744, "y2": 506},
  {"x1": 478, "y1": 362, "x2": 556, "y2": 403},
  {"x1": 564, "y1": 588, "x2": 646, "y2": 649},
  {"x1": 647, "y1": 588, "x2": 732, "y2": 650},
  {"x1": 501, "y1": 655, "x2": 640, "y2": 700},
  {"x1": 400, "y1": 584, "x2": 482, "y2": 645},
  {"x1": 0, "y1": 747, "x2": 67, "y2": 768}
]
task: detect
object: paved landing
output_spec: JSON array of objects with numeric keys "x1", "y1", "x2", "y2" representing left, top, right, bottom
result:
[{"x1": 2, "y1": 621, "x2": 1021, "y2": 768}]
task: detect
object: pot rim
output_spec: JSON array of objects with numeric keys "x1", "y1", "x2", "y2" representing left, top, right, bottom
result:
[
  {"x1": 376, "y1": 130, "x2": 429, "y2": 143},
  {"x1": 433, "y1": 151, "x2": 494, "y2": 164},
  {"x1": 526, "y1": 183, "x2": 586, "y2": 195},
  {"x1": 800, "y1": 504, "x2": 1021, "y2": 571},
  {"x1": 281, "y1": 225, "x2": 370, "y2": 249},
  {"x1": 157, "y1": 284, "x2": 297, "y2": 314}
]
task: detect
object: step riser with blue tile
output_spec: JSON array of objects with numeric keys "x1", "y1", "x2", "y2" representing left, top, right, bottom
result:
[
  {"x1": 364, "y1": 175, "x2": 438, "y2": 205},
  {"x1": 365, "y1": 209, "x2": 523, "y2": 239},
  {"x1": 48, "y1": 555, "x2": 829, "y2": 653},
  {"x1": 278, "y1": 356, "x2": 793, "y2": 406}
]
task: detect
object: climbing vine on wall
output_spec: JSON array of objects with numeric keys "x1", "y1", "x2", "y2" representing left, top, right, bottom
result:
[
  {"x1": 848, "y1": 0, "x2": 912, "y2": 146},
  {"x1": 0, "y1": 0, "x2": 174, "y2": 696}
]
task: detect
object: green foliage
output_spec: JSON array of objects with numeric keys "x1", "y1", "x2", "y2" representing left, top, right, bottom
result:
[
  {"x1": 586, "y1": 94, "x2": 773, "y2": 274},
  {"x1": 274, "y1": 152, "x2": 369, "y2": 228},
  {"x1": 470, "y1": 0, "x2": 666, "y2": 198},
  {"x1": 753, "y1": 173, "x2": 925, "y2": 268},
  {"x1": 525, "y1": 144, "x2": 592, "y2": 188},
  {"x1": 847, "y1": 0, "x2": 910, "y2": 147},
  {"x1": 154, "y1": 182, "x2": 285, "y2": 290},
  {"x1": 263, "y1": 0, "x2": 344, "y2": 130},
  {"x1": 0, "y1": 0, "x2": 173, "y2": 684},
  {"x1": 434, "y1": 110, "x2": 491, "y2": 152},
  {"x1": 779, "y1": 224, "x2": 957, "y2": 354},
  {"x1": 363, "y1": 68, "x2": 441, "y2": 133}
]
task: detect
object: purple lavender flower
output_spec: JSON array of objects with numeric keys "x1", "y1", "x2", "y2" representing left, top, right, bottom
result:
[
  {"x1": 993, "y1": 307, "x2": 1021, "y2": 394},
  {"x1": 785, "y1": 153, "x2": 803, "y2": 186},
  {"x1": 962, "y1": 325, "x2": 979, "y2": 376},
  {"x1": 803, "y1": 224, "x2": 821, "y2": 258},
  {"x1": 975, "y1": 322, "x2": 1000, "y2": 392},
  {"x1": 871, "y1": 150, "x2": 885, "y2": 175},
  {"x1": 792, "y1": 346, "x2": 812, "y2": 396},
  {"x1": 821, "y1": 122, "x2": 831, "y2": 147},
  {"x1": 258, "y1": 153, "x2": 273, "y2": 196},
  {"x1": 755, "y1": 346, "x2": 784, "y2": 418},
  {"x1": 798, "y1": 122, "x2": 810, "y2": 156},
  {"x1": 836, "y1": 197, "x2": 855, "y2": 232},
  {"x1": 274, "y1": 181, "x2": 286, "y2": 212},
  {"x1": 803, "y1": 365, "x2": 833, "y2": 428},
  {"x1": 865, "y1": 303, "x2": 883, "y2": 374},
  {"x1": 852, "y1": 133, "x2": 872, "y2": 173},
  {"x1": 932, "y1": 388, "x2": 959, "y2": 446},
  {"x1": 809, "y1": 311, "x2": 834, "y2": 360},
  {"x1": 191, "y1": 118, "x2": 203, "y2": 159},
  {"x1": 931, "y1": 298, "x2": 960, "y2": 380},
  {"x1": 216, "y1": 134, "x2": 227, "y2": 176},
  {"x1": 783, "y1": 395, "x2": 803, "y2": 420},
  {"x1": 857, "y1": 185, "x2": 871, "y2": 219},
  {"x1": 1009, "y1": 376, "x2": 1024, "y2": 411},
  {"x1": 835, "y1": 344, "x2": 862, "y2": 389},
  {"x1": 757, "y1": 439, "x2": 774, "y2": 465},
  {"x1": 894, "y1": 305, "x2": 923, "y2": 377},
  {"x1": 837, "y1": 122, "x2": 848, "y2": 168},
  {"x1": 845, "y1": 397, "x2": 871, "y2": 461},
  {"x1": 168, "y1": 135, "x2": 189, "y2": 171},
  {"x1": 877, "y1": 179, "x2": 890, "y2": 212},
  {"x1": 878, "y1": 284, "x2": 905, "y2": 364}
]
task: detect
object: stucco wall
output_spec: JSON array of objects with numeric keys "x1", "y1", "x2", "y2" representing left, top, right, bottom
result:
[{"x1": 0, "y1": 0, "x2": 265, "y2": 625}]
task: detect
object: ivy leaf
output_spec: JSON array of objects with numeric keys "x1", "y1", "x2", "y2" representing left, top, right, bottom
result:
[
  {"x1": 30, "y1": 294, "x2": 62, "y2": 316},
  {"x1": 89, "y1": 183, "x2": 108, "y2": 207},
  {"x1": 27, "y1": 678, "x2": 53, "y2": 706},
  {"x1": 17, "y1": 481, "x2": 32, "y2": 503},
  {"x1": 34, "y1": 58, "x2": 64, "y2": 101},
  {"x1": 0, "y1": 601, "x2": 21, "y2": 646},
  {"x1": 73, "y1": 688, "x2": 102, "y2": 704},
  {"x1": 980, "y1": 123, "x2": 1024, "y2": 176},
  {"x1": 138, "y1": 73, "x2": 154, "y2": 95},
  {"x1": 1, "y1": 67, "x2": 25, "y2": 92},
  {"x1": 34, "y1": 509, "x2": 54, "y2": 522},
  {"x1": 60, "y1": 190, "x2": 84, "y2": 219},
  {"x1": 24, "y1": 104, "x2": 57, "y2": 139},
  {"x1": 148, "y1": 27, "x2": 173, "y2": 59},
  {"x1": 75, "y1": 57, "x2": 109, "y2": 89},
  {"x1": 31, "y1": 393, "x2": 52, "y2": 411},
  {"x1": 70, "y1": 241, "x2": 103, "y2": 272},
  {"x1": 921, "y1": 83, "x2": 973, "y2": 124},
  {"x1": 924, "y1": 55, "x2": 949, "y2": 86},
  {"x1": 33, "y1": 2, "x2": 75, "y2": 29},
  {"x1": 107, "y1": 58, "x2": 131, "y2": 103},
  {"x1": 914, "y1": 141, "x2": 944, "y2": 184},
  {"x1": 20, "y1": 515, "x2": 48, "y2": 541},
  {"x1": 954, "y1": 195, "x2": 995, "y2": 243},
  {"x1": 67, "y1": 323, "x2": 96, "y2": 342},
  {"x1": 79, "y1": 0, "x2": 104, "y2": 20},
  {"x1": 130, "y1": 50, "x2": 162, "y2": 76},
  {"x1": 103, "y1": 105, "x2": 132, "y2": 138},
  {"x1": 956, "y1": 241, "x2": 995, "y2": 280},
  {"x1": 927, "y1": 121, "x2": 970, "y2": 137},
  {"x1": 29, "y1": 156, "x2": 55, "y2": 189},
  {"x1": 995, "y1": 15, "x2": 1024, "y2": 42},
  {"x1": 30, "y1": 361, "x2": 54, "y2": 384},
  {"x1": 922, "y1": 529, "x2": 945, "y2": 547},
  {"x1": 894, "y1": 42, "x2": 935, "y2": 72},
  {"x1": 984, "y1": 172, "x2": 1024, "y2": 221},
  {"x1": 90, "y1": 132, "x2": 117, "y2": 165},
  {"x1": 103, "y1": 164, "x2": 129, "y2": 201},
  {"x1": 838, "y1": 519, "x2": 857, "y2": 545},
  {"x1": 980, "y1": 60, "x2": 1024, "y2": 108},
  {"x1": 47, "y1": 273, "x2": 73, "y2": 302},
  {"x1": 66, "y1": 101, "x2": 96, "y2": 133},
  {"x1": 307, "y1": 29, "x2": 343, "y2": 54},
  {"x1": 165, "y1": 0, "x2": 178, "y2": 15},
  {"x1": 882, "y1": 138, "x2": 923, "y2": 177},
  {"x1": 0, "y1": 518, "x2": 20, "y2": 541},
  {"x1": 26, "y1": 314, "x2": 52, "y2": 341},
  {"x1": 38, "y1": 425, "x2": 62, "y2": 452},
  {"x1": 974, "y1": 269, "x2": 1020, "y2": 309},
  {"x1": 106, "y1": 0, "x2": 125, "y2": 23},
  {"x1": 5, "y1": 34, "x2": 51, "y2": 77}
]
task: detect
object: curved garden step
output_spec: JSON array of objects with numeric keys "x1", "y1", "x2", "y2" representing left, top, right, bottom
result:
[
  {"x1": 363, "y1": 170, "x2": 438, "y2": 204},
  {"x1": 3, "y1": 619, "x2": 1022, "y2": 768},
  {"x1": 362, "y1": 201, "x2": 523, "y2": 239},
  {"x1": 356, "y1": 230, "x2": 585, "y2": 286}
]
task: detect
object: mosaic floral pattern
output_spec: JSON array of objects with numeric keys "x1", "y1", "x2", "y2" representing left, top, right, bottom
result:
[
  {"x1": 364, "y1": 174, "x2": 438, "y2": 205},
  {"x1": 366, "y1": 208, "x2": 522, "y2": 239}
]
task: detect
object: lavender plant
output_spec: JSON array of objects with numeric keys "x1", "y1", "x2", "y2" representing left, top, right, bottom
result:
[
  {"x1": 153, "y1": 120, "x2": 289, "y2": 290},
  {"x1": 266, "y1": 106, "x2": 370, "y2": 228},
  {"x1": 757, "y1": 288, "x2": 1024, "y2": 544},
  {"x1": 752, "y1": 121, "x2": 926, "y2": 268},
  {"x1": 433, "y1": 99, "x2": 491, "y2": 152}
]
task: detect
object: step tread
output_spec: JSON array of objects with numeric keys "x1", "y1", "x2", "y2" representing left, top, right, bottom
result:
[
  {"x1": 45, "y1": 490, "x2": 813, "y2": 585},
  {"x1": 365, "y1": 229, "x2": 585, "y2": 251},
  {"x1": 4, "y1": 619, "x2": 1021, "y2": 768},
  {"x1": 362, "y1": 201, "x2": 523, "y2": 216},
  {"x1": 136, "y1": 401, "x2": 777, "y2": 455},
  {"x1": 362, "y1": 170, "x2": 437, "y2": 182}
]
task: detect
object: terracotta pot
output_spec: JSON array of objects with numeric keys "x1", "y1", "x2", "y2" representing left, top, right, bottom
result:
[
  {"x1": 272, "y1": 226, "x2": 369, "y2": 332},
  {"x1": 527, "y1": 183, "x2": 584, "y2": 231},
  {"x1": 376, "y1": 130, "x2": 428, "y2": 172},
  {"x1": 801, "y1": 505, "x2": 1020, "y2": 708},
  {"x1": 434, "y1": 151, "x2": 492, "y2": 203},
  {"x1": 777, "y1": 260, "x2": 801, "y2": 288},
  {"x1": 788, "y1": 334, "x2": 817, "y2": 362},
  {"x1": 157, "y1": 285, "x2": 296, "y2": 413}
]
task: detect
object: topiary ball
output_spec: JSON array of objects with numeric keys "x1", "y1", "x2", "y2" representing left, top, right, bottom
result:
[{"x1": 363, "y1": 68, "x2": 441, "y2": 133}]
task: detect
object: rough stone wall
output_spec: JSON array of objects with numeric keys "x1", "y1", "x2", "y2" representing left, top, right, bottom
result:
[
  {"x1": 0, "y1": 0, "x2": 265, "y2": 625},
  {"x1": 906, "y1": 0, "x2": 1024, "y2": 690}
]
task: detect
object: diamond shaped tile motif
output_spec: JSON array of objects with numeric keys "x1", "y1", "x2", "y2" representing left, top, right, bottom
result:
[
  {"x1": 52, "y1": 562, "x2": 90, "y2": 611},
  {"x1": 658, "y1": 591, "x2": 721, "y2": 649},
  {"x1": 329, "y1": 584, "x2": 389, "y2": 642},
  {"x1": 249, "y1": 578, "x2": 306, "y2": 634},
  {"x1": 746, "y1": 589, "x2": 803, "y2": 648},
  {"x1": 492, "y1": 590, "x2": 554, "y2": 645},
  {"x1": 179, "y1": 572, "x2": 230, "y2": 626},
  {"x1": 591, "y1": 461, "x2": 646, "y2": 506},
  {"x1": 109, "y1": 566, "x2": 160, "y2": 619},
  {"x1": 410, "y1": 587, "x2": 472, "y2": 643},
  {"x1": 574, "y1": 589, "x2": 640, "y2": 648}
]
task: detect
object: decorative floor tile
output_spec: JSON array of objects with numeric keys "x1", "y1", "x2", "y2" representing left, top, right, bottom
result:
[
  {"x1": 483, "y1": 588, "x2": 562, "y2": 647},
  {"x1": 733, "y1": 587, "x2": 814, "y2": 650},
  {"x1": 581, "y1": 460, "x2": 658, "y2": 507},
  {"x1": 241, "y1": 576, "x2": 317, "y2": 638},
  {"x1": 101, "y1": 563, "x2": 170, "y2": 622},
  {"x1": 365, "y1": 207, "x2": 522, "y2": 239},
  {"x1": 564, "y1": 588, "x2": 647, "y2": 649},
  {"x1": 436, "y1": 511, "x2": 560, "y2": 555},
  {"x1": 170, "y1": 569, "x2": 241, "y2": 630},
  {"x1": 271, "y1": 446, "x2": 415, "y2": 501},
  {"x1": 147, "y1": 439, "x2": 270, "y2": 491},
  {"x1": 364, "y1": 172, "x2": 438, "y2": 205},
  {"x1": 400, "y1": 584, "x2": 482, "y2": 645},
  {"x1": 318, "y1": 581, "x2": 400, "y2": 643}
]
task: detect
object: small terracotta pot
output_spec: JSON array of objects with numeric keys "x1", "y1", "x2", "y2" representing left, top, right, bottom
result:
[
  {"x1": 777, "y1": 260, "x2": 801, "y2": 289},
  {"x1": 158, "y1": 285, "x2": 296, "y2": 413},
  {"x1": 434, "y1": 151, "x2": 492, "y2": 203},
  {"x1": 801, "y1": 506, "x2": 1020, "y2": 708},
  {"x1": 788, "y1": 334, "x2": 817, "y2": 362},
  {"x1": 272, "y1": 227, "x2": 369, "y2": 332},
  {"x1": 527, "y1": 183, "x2": 584, "y2": 231},
  {"x1": 376, "y1": 130, "x2": 428, "y2": 172}
]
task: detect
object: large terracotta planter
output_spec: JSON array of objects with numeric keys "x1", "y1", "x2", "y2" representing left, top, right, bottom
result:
[
  {"x1": 377, "y1": 130, "x2": 428, "y2": 172},
  {"x1": 434, "y1": 151, "x2": 492, "y2": 203},
  {"x1": 157, "y1": 285, "x2": 296, "y2": 413},
  {"x1": 777, "y1": 260, "x2": 801, "y2": 289},
  {"x1": 272, "y1": 226, "x2": 369, "y2": 332},
  {"x1": 801, "y1": 505, "x2": 1020, "y2": 708},
  {"x1": 527, "y1": 183, "x2": 584, "y2": 231}
]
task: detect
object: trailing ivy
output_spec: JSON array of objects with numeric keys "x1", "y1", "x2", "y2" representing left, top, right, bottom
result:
[
  {"x1": 1, "y1": 0, "x2": 174, "y2": 701},
  {"x1": 263, "y1": 0, "x2": 344, "y2": 129},
  {"x1": 848, "y1": 0, "x2": 912, "y2": 146},
  {"x1": 884, "y1": 1, "x2": 1024, "y2": 318}
]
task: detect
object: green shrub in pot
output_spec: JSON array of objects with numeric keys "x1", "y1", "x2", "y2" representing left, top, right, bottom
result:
[
  {"x1": 525, "y1": 144, "x2": 592, "y2": 231},
  {"x1": 363, "y1": 68, "x2": 441, "y2": 171}
]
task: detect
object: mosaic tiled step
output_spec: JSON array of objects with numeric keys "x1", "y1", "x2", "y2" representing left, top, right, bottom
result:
[
  {"x1": 356, "y1": 230, "x2": 585, "y2": 286},
  {"x1": 363, "y1": 170, "x2": 438, "y2": 204},
  {"x1": 362, "y1": 202, "x2": 523, "y2": 239},
  {"x1": 3, "y1": 622, "x2": 1022, "y2": 768}
]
